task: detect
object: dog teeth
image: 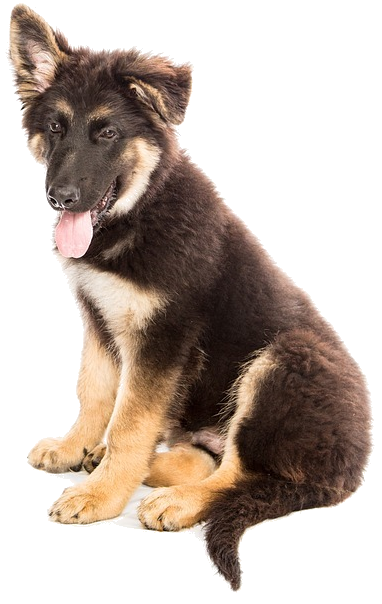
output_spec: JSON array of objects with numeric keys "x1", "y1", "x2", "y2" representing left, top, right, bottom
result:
[{"x1": 90, "y1": 181, "x2": 117, "y2": 227}]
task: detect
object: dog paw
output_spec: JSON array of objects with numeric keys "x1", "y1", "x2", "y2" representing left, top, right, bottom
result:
[
  {"x1": 49, "y1": 482, "x2": 124, "y2": 524},
  {"x1": 83, "y1": 443, "x2": 107, "y2": 474},
  {"x1": 138, "y1": 485, "x2": 206, "y2": 531},
  {"x1": 28, "y1": 437, "x2": 87, "y2": 473}
]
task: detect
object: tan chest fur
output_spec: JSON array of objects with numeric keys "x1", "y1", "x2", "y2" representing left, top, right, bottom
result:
[{"x1": 62, "y1": 259, "x2": 165, "y2": 346}]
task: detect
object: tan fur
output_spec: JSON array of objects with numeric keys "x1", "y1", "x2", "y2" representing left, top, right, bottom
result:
[
  {"x1": 29, "y1": 257, "x2": 167, "y2": 484},
  {"x1": 222, "y1": 351, "x2": 277, "y2": 465},
  {"x1": 27, "y1": 101, "x2": 73, "y2": 165},
  {"x1": 28, "y1": 132, "x2": 46, "y2": 164},
  {"x1": 82, "y1": 442, "x2": 107, "y2": 473},
  {"x1": 145, "y1": 444, "x2": 217, "y2": 488},
  {"x1": 63, "y1": 261, "x2": 166, "y2": 334},
  {"x1": 128, "y1": 78, "x2": 171, "y2": 123},
  {"x1": 49, "y1": 366, "x2": 181, "y2": 523},
  {"x1": 28, "y1": 327, "x2": 119, "y2": 473},
  {"x1": 87, "y1": 105, "x2": 116, "y2": 121},
  {"x1": 10, "y1": 5, "x2": 67, "y2": 102},
  {"x1": 110, "y1": 137, "x2": 161, "y2": 218},
  {"x1": 53, "y1": 99, "x2": 74, "y2": 120},
  {"x1": 138, "y1": 352, "x2": 277, "y2": 530},
  {"x1": 31, "y1": 229, "x2": 173, "y2": 521},
  {"x1": 13, "y1": 3, "x2": 282, "y2": 530},
  {"x1": 9, "y1": 7, "x2": 372, "y2": 593}
]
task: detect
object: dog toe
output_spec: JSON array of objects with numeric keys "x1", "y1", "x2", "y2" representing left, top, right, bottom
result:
[
  {"x1": 138, "y1": 485, "x2": 206, "y2": 531},
  {"x1": 28, "y1": 437, "x2": 86, "y2": 473},
  {"x1": 83, "y1": 444, "x2": 106, "y2": 474}
]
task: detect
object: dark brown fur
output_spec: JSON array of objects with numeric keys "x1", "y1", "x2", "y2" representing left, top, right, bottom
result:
[{"x1": 10, "y1": 5, "x2": 371, "y2": 590}]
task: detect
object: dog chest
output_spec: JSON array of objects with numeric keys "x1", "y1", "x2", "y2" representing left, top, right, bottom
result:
[{"x1": 63, "y1": 260, "x2": 165, "y2": 336}]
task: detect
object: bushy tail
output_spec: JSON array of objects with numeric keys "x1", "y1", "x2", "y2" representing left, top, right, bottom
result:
[{"x1": 204, "y1": 476, "x2": 349, "y2": 590}]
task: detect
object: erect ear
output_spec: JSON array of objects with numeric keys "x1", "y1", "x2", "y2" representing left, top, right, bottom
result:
[
  {"x1": 123, "y1": 57, "x2": 192, "y2": 126},
  {"x1": 9, "y1": 4, "x2": 69, "y2": 106}
]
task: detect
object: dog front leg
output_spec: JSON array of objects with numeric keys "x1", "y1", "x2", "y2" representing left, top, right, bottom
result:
[
  {"x1": 28, "y1": 328, "x2": 119, "y2": 473},
  {"x1": 48, "y1": 366, "x2": 179, "y2": 524}
]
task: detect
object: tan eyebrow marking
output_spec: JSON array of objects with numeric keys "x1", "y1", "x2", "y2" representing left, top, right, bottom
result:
[
  {"x1": 87, "y1": 106, "x2": 115, "y2": 121},
  {"x1": 53, "y1": 99, "x2": 74, "y2": 120}
]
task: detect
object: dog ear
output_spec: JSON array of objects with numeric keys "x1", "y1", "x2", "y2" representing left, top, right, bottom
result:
[
  {"x1": 124, "y1": 58, "x2": 192, "y2": 125},
  {"x1": 10, "y1": 4, "x2": 69, "y2": 105}
]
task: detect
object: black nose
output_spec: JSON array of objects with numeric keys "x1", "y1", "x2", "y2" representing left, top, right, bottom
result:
[{"x1": 47, "y1": 185, "x2": 81, "y2": 210}]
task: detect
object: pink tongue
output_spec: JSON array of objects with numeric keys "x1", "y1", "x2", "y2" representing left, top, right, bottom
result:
[{"x1": 55, "y1": 211, "x2": 93, "y2": 258}]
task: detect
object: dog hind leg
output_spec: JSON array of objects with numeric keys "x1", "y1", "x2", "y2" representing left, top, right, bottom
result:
[
  {"x1": 136, "y1": 352, "x2": 274, "y2": 531},
  {"x1": 144, "y1": 444, "x2": 217, "y2": 487},
  {"x1": 205, "y1": 328, "x2": 371, "y2": 590},
  {"x1": 138, "y1": 332, "x2": 370, "y2": 590}
]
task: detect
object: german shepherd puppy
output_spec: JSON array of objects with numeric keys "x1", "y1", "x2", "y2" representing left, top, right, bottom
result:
[{"x1": 10, "y1": 4, "x2": 371, "y2": 590}]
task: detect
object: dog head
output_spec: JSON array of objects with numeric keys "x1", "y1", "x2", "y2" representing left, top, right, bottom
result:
[{"x1": 10, "y1": 4, "x2": 192, "y2": 258}]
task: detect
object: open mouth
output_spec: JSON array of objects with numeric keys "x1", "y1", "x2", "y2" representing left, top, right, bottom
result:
[
  {"x1": 90, "y1": 180, "x2": 118, "y2": 227},
  {"x1": 55, "y1": 179, "x2": 118, "y2": 259}
]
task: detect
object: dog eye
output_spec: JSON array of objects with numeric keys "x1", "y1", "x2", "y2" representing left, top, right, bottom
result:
[
  {"x1": 100, "y1": 128, "x2": 117, "y2": 139},
  {"x1": 49, "y1": 122, "x2": 62, "y2": 134}
]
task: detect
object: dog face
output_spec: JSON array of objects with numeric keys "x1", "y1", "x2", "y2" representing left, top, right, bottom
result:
[{"x1": 10, "y1": 4, "x2": 192, "y2": 257}]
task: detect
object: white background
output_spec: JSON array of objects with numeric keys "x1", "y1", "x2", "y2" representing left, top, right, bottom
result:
[{"x1": 0, "y1": 1, "x2": 381, "y2": 602}]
